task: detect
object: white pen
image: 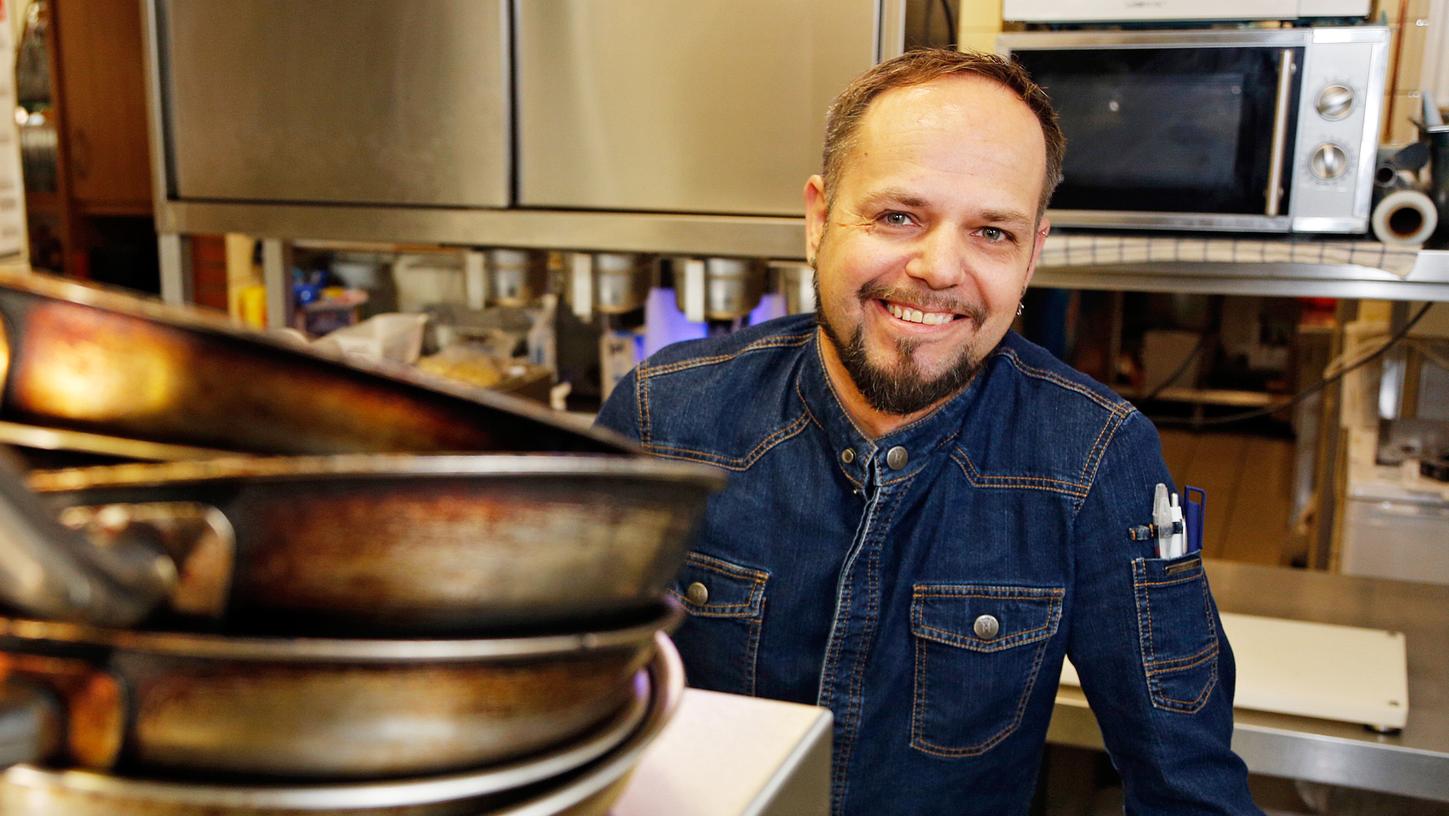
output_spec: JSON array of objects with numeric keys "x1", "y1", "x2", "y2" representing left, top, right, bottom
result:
[
  {"x1": 1153, "y1": 483, "x2": 1173, "y2": 558},
  {"x1": 1168, "y1": 492, "x2": 1185, "y2": 559}
]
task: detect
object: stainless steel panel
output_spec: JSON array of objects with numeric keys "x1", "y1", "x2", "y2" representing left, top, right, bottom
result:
[
  {"x1": 1045, "y1": 209, "x2": 1294, "y2": 232},
  {"x1": 159, "y1": 0, "x2": 510, "y2": 207},
  {"x1": 1049, "y1": 561, "x2": 1449, "y2": 803},
  {"x1": 998, "y1": 28, "x2": 1315, "y2": 51},
  {"x1": 515, "y1": 0, "x2": 882, "y2": 216},
  {"x1": 158, "y1": 200, "x2": 811, "y2": 260}
]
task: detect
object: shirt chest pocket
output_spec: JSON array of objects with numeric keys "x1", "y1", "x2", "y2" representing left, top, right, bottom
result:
[
  {"x1": 909, "y1": 583, "x2": 1065, "y2": 758},
  {"x1": 667, "y1": 552, "x2": 769, "y2": 697}
]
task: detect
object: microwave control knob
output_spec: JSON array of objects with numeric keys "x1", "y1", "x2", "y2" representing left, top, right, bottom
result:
[
  {"x1": 1316, "y1": 84, "x2": 1355, "y2": 120},
  {"x1": 1310, "y1": 143, "x2": 1349, "y2": 180}
]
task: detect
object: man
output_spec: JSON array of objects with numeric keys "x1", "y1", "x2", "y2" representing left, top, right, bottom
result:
[{"x1": 598, "y1": 49, "x2": 1260, "y2": 815}]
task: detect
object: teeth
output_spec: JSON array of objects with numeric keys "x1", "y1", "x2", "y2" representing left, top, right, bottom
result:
[{"x1": 886, "y1": 302, "x2": 952, "y2": 326}]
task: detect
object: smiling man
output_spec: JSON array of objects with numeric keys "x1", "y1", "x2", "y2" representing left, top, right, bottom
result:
[{"x1": 598, "y1": 49, "x2": 1261, "y2": 815}]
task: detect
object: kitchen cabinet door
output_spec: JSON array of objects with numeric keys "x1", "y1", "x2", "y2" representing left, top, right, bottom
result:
[{"x1": 52, "y1": 0, "x2": 153, "y2": 215}]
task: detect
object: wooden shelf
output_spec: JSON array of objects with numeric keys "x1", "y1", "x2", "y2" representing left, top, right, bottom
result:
[{"x1": 1114, "y1": 386, "x2": 1280, "y2": 408}]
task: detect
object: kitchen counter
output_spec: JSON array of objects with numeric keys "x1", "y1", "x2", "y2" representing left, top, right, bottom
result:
[{"x1": 1046, "y1": 560, "x2": 1449, "y2": 802}]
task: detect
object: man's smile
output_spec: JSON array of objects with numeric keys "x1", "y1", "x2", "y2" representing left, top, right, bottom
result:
[{"x1": 880, "y1": 298, "x2": 961, "y2": 327}]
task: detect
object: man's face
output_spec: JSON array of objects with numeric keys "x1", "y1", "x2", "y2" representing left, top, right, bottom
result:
[{"x1": 805, "y1": 76, "x2": 1051, "y2": 416}]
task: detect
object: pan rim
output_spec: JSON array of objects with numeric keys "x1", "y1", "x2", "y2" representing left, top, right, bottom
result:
[
  {"x1": 0, "y1": 269, "x2": 635, "y2": 455},
  {"x1": 0, "y1": 602, "x2": 682, "y2": 662},
  {"x1": 27, "y1": 452, "x2": 727, "y2": 492},
  {"x1": 0, "y1": 633, "x2": 683, "y2": 809}
]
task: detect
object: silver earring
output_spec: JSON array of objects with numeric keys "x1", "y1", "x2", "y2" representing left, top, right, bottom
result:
[{"x1": 1016, "y1": 302, "x2": 1024, "y2": 317}]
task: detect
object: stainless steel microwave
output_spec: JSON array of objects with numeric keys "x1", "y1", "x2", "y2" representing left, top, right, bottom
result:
[{"x1": 998, "y1": 27, "x2": 1389, "y2": 234}]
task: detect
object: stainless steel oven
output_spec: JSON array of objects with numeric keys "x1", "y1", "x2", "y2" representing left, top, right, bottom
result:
[{"x1": 998, "y1": 27, "x2": 1389, "y2": 234}]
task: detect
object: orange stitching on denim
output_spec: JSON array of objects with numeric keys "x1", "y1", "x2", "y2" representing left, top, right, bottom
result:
[
  {"x1": 811, "y1": 341, "x2": 874, "y2": 443},
  {"x1": 910, "y1": 633, "x2": 1053, "y2": 758},
  {"x1": 908, "y1": 587, "x2": 1062, "y2": 758},
  {"x1": 791, "y1": 378, "x2": 864, "y2": 489},
  {"x1": 1155, "y1": 667, "x2": 1219, "y2": 710},
  {"x1": 913, "y1": 619, "x2": 1055, "y2": 650},
  {"x1": 911, "y1": 621, "x2": 927, "y2": 748},
  {"x1": 672, "y1": 554, "x2": 767, "y2": 619},
  {"x1": 951, "y1": 449, "x2": 1090, "y2": 490},
  {"x1": 949, "y1": 449, "x2": 1090, "y2": 498},
  {"x1": 745, "y1": 603, "x2": 764, "y2": 697},
  {"x1": 666, "y1": 588, "x2": 758, "y2": 618},
  {"x1": 793, "y1": 378, "x2": 824, "y2": 430},
  {"x1": 836, "y1": 484, "x2": 900, "y2": 805},
  {"x1": 1146, "y1": 643, "x2": 1219, "y2": 674},
  {"x1": 1135, "y1": 574, "x2": 1205, "y2": 589},
  {"x1": 636, "y1": 359, "x2": 652, "y2": 446},
  {"x1": 645, "y1": 410, "x2": 810, "y2": 472},
  {"x1": 1133, "y1": 557, "x2": 1220, "y2": 713},
  {"x1": 1078, "y1": 405, "x2": 1127, "y2": 483},
  {"x1": 641, "y1": 333, "x2": 813, "y2": 378},
  {"x1": 911, "y1": 588, "x2": 1066, "y2": 599},
  {"x1": 998, "y1": 348, "x2": 1124, "y2": 413},
  {"x1": 685, "y1": 552, "x2": 769, "y2": 583}
]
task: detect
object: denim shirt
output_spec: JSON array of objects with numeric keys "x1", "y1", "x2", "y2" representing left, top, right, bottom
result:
[{"x1": 597, "y1": 314, "x2": 1260, "y2": 816}]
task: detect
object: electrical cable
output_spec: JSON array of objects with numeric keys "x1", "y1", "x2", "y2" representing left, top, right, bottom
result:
[
  {"x1": 1135, "y1": 333, "x2": 1211, "y2": 403},
  {"x1": 1150, "y1": 303, "x2": 1434, "y2": 428}
]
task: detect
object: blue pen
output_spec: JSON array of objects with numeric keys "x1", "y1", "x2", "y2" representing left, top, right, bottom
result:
[{"x1": 1184, "y1": 486, "x2": 1206, "y2": 555}]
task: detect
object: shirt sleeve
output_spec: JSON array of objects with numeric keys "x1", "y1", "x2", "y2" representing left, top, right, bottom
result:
[
  {"x1": 593, "y1": 366, "x2": 643, "y2": 443},
  {"x1": 1066, "y1": 410, "x2": 1262, "y2": 815}
]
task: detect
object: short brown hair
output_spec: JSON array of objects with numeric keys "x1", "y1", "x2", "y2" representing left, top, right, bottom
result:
[{"x1": 821, "y1": 48, "x2": 1065, "y2": 219}]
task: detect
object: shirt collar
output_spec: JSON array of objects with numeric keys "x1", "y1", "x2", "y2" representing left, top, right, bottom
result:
[{"x1": 795, "y1": 329, "x2": 983, "y2": 486}]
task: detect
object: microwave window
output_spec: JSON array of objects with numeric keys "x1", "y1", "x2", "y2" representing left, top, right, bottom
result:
[
  {"x1": 1051, "y1": 75, "x2": 1243, "y2": 190},
  {"x1": 1018, "y1": 47, "x2": 1303, "y2": 217}
]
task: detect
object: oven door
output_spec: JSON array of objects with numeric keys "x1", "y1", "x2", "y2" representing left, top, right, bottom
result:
[{"x1": 1006, "y1": 35, "x2": 1306, "y2": 232}]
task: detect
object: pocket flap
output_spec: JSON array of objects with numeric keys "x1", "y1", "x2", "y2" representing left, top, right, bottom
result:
[
  {"x1": 911, "y1": 584, "x2": 1064, "y2": 653},
  {"x1": 669, "y1": 551, "x2": 768, "y2": 619}
]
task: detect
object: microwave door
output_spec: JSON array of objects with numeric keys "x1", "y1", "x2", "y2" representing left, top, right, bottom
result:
[{"x1": 1019, "y1": 46, "x2": 1303, "y2": 232}]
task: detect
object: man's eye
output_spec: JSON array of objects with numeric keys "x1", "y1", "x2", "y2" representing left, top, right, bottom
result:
[
  {"x1": 880, "y1": 211, "x2": 914, "y2": 227},
  {"x1": 980, "y1": 227, "x2": 1009, "y2": 243}
]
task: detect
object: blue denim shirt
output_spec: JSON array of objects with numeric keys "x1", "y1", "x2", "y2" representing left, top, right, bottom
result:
[{"x1": 597, "y1": 314, "x2": 1260, "y2": 816}]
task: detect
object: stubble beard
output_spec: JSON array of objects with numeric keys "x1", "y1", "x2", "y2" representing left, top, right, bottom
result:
[{"x1": 813, "y1": 273, "x2": 986, "y2": 416}]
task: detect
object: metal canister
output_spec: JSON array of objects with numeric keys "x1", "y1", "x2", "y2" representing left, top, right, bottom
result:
[
  {"x1": 674, "y1": 257, "x2": 767, "y2": 322},
  {"x1": 487, "y1": 249, "x2": 549, "y2": 307},
  {"x1": 592, "y1": 253, "x2": 653, "y2": 315}
]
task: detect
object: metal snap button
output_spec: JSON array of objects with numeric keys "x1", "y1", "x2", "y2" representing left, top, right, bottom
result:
[
  {"x1": 685, "y1": 581, "x2": 709, "y2": 606},
  {"x1": 840, "y1": 448, "x2": 856, "y2": 464},
  {"x1": 886, "y1": 445, "x2": 909, "y2": 470},
  {"x1": 973, "y1": 614, "x2": 1000, "y2": 640}
]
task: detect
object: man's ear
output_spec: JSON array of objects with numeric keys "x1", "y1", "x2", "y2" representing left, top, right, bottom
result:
[
  {"x1": 804, "y1": 175, "x2": 828, "y2": 264},
  {"x1": 1023, "y1": 216, "x2": 1051, "y2": 289}
]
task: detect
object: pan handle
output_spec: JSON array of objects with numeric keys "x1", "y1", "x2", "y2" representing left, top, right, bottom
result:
[{"x1": 0, "y1": 449, "x2": 174, "y2": 627}]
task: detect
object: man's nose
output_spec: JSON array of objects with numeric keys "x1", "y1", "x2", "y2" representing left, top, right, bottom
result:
[{"x1": 903, "y1": 226, "x2": 967, "y2": 290}]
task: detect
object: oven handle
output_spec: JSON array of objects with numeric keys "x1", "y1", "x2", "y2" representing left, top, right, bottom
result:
[{"x1": 1265, "y1": 48, "x2": 1296, "y2": 217}]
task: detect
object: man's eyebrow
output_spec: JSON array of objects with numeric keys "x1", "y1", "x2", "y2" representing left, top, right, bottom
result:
[
  {"x1": 979, "y1": 208, "x2": 1034, "y2": 228},
  {"x1": 858, "y1": 188, "x2": 930, "y2": 209}
]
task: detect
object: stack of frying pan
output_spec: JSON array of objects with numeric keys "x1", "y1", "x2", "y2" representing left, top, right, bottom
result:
[{"x1": 0, "y1": 271, "x2": 723, "y2": 814}]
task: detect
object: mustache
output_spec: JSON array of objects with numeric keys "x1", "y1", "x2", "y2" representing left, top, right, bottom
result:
[{"x1": 856, "y1": 283, "x2": 986, "y2": 325}]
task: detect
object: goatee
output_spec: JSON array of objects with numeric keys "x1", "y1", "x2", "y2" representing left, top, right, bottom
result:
[{"x1": 815, "y1": 281, "x2": 986, "y2": 416}]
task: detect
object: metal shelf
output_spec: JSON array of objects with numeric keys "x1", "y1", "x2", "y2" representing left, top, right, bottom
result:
[
  {"x1": 155, "y1": 200, "x2": 1449, "y2": 306},
  {"x1": 1031, "y1": 241, "x2": 1449, "y2": 302}
]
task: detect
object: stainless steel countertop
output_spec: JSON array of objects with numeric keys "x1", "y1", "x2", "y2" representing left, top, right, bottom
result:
[{"x1": 1047, "y1": 560, "x2": 1449, "y2": 802}]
